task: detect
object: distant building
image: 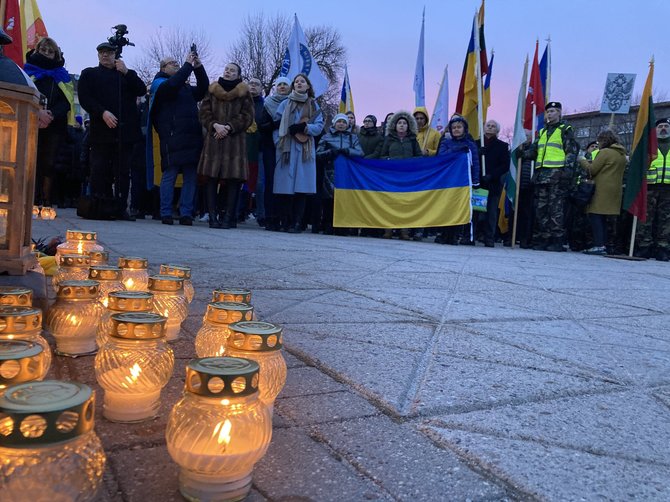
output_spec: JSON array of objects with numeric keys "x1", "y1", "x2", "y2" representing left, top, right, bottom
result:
[{"x1": 564, "y1": 101, "x2": 670, "y2": 152}]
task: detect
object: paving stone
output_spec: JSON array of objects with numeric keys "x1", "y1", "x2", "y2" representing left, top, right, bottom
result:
[
  {"x1": 275, "y1": 390, "x2": 380, "y2": 426},
  {"x1": 315, "y1": 415, "x2": 510, "y2": 500},
  {"x1": 280, "y1": 366, "x2": 346, "y2": 398}
]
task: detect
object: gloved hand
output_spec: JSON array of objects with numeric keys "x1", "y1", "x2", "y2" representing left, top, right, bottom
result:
[
  {"x1": 288, "y1": 123, "x2": 306, "y2": 135},
  {"x1": 317, "y1": 149, "x2": 334, "y2": 160},
  {"x1": 336, "y1": 148, "x2": 349, "y2": 156}
]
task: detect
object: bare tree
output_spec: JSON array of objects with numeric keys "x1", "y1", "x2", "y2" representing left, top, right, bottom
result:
[
  {"x1": 131, "y1": 26, "x2": 215, "y2": 85},
  {"x1": 227, "y1": 13, "x2": 346, "y2": 117},
  {"x1": 631, "y1": 87, "x2": 669, "y2": 105}
]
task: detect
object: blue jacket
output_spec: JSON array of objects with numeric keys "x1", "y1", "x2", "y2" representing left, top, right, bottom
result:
[{"x1": 438, "y1": 133, "x2": 480, "y2": 185}]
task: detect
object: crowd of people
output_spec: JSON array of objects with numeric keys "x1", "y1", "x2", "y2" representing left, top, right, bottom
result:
[{"x1": 27, "y1": 38, "x2": 670, "y2": 261}]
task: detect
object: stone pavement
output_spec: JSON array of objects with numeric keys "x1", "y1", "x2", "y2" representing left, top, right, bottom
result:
[{"x1": 26, "y1": 209, "x2": 670, "y2": 501}]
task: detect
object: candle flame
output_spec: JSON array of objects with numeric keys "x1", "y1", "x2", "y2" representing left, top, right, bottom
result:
[
  {"x1": 213, "y1": 419, "x2": 232, "y2": 446},
  {"x1": 123, "y1": 363, "x2": 142, "y2": 387},
  {"x1": 102, "y1": 297, "x2": 109, "y2": 308},
  {"x1": 70, "y1": 314, "x2": 78, "y2": 325},
  {"x1": 124, "y1": 278, "x2": 134, "y2": 289},
  {"x1": 163, "y1": 309, "x2": 169, "y2": 318},
  {"x1": 76, "y1": 242, "x2": 84, "y2": 255},
  {"x1": 215, "y1": 346, "x2": 225, "y2": 357}
]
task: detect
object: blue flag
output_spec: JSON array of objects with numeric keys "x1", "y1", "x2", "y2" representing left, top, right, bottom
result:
[
  {"x1": 413, "y1": 8, "x2": 426, "y2": 107},
  {"x1": 280, "y1": 14, "x2": 329, "y2": 98}
]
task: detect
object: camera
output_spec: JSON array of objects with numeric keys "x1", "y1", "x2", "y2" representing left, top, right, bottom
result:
[
  {"x1": 107, "y1": 24, "x2": 135, "y2": 59},
  {"x1": 190, "y1": 43, "x2": 198, "y2": 57}
]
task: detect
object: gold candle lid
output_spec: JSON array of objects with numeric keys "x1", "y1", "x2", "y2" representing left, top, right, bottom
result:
[
  {"x1": 0, "y1": 286, "x2": 33, "y2": 307},
  {"x1": 108, "y1": 291, "x2": 154, "y2": 312},
  {"x1": 65, "y1": 230, "x2": 98, "y2": 242},
  {"x1": 0, "y1": 306, "x2": 42, "y2": 334},
  {"x1": 118, "y1": 257, "x2": 148, "y2": 270},
  {"x1": 56, "y1": 280, "x2": 100, "y2": 300},
  {"x1": 159, "y1": 263, "x2": 191, "y2": 279},
  {"x1": 148, "y1": 275, "x2": 184, "y2": 293},
  {"x1": 0, "y1": 380, "x2": 95, "y2": 447},
  {"x1": 59, "y1": 254, "x2": 91, "y2": 268},
  {"x1": 0, "y1": 340, "x2": 44, "y2": 386},
  {"x1": 212, "y1": 287, "x2": 251, "y2": 304},
  {"x1": 88, "y1": 265, "x2": 122, "y2": 281},
  {"x1": 227, "y1": 321, "x2": 283, "y2": 352},
  {"x1": 110, "y1": 312, "x2": 166, "y2": 340},
  {"x1": 205, "y1": 302, "x2": 254, "y2": 324},
  {"x1": 87, "y1": 250, "x2": 109, "y2": 263},
  {"x1": 185, "y1": 357, "x2": 260, "y2": 398}
]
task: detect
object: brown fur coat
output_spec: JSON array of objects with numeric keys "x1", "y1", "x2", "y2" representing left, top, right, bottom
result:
[{"x1": 197, "y1": 81, "x2": 254, "y2": 179}]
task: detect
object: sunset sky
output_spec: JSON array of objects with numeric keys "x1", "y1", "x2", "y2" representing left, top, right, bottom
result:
[{"x1": 37, "y1": 0, "x2": 670, "y2": 130}]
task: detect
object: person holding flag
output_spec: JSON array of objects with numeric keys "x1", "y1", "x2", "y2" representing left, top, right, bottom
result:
[{"x1": 522, "y1": 101, "x2": 579, "y2": 251}]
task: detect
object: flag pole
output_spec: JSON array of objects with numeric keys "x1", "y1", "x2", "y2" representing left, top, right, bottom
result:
[
  {"x1": 530, "y1": 103, "x2": 537, "y2": 178},
  {"x1": 629, "y1": 217, "x2": 638, "y2": 257},
  {"x1": 545, "y1": 35, "x2": 551, "y2": 101},
  {"x1": 474, "y1": 9, "x2": 486, "y2": 176},
  {"x1": 511, "y1": 158, "x2": 523, "y2": 249}
]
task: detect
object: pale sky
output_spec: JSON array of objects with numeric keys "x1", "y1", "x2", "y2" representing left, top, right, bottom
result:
[{"x1": 38, "y1": 0, "x2": 670, "y2": 130}]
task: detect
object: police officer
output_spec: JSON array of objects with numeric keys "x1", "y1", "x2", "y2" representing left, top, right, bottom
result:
[
  {"x1": 636, "y1": 118, "x2": 670, "y2": 261},
  {"x1": 523, "y1": 101, "x2": 580, "y2": 251}
]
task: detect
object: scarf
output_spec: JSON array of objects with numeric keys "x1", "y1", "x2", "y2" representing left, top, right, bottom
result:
[
  {"x1": 24, "y1": 63, "x2": 71, "y2": 84},
  {"x1": 263, "y1": 93, "x2": 288, "y2": 120},
  {"x1": 278, "y1": 91, "x2": 317, "y2": 164},
  {"x1": 218, "y1": 77, "x2": 242, "y2": 92}
]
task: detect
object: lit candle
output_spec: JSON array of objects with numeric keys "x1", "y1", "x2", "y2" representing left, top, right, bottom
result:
[
  {"x1": 46, "y1": 280, "x2": 104, "y2": 356},
  {"x1": 95, "y1": 312, "x2": 174, "y2": 423},
  {"x1": 159, "y1": 264, "x2": 194, "y2": 303},
  {"x1": 55, "y1": 230, "x2": 103, "y2": 262},
  {"x1": 0, "y1": 380, "x2": 106, "y2": 500},
  {"x1": 212, "y1": 287, "x2": 252, "y2": 304},
  {"x1": 195, "y1": 302, "x2": 254, "y2": 358},
  {"x1": 166, "y1": 357, "x2": 272, "y2": 502},
  {"x1": 0, "y1": 340, "x2": 46, "y2": 395},
  {"x1": 53, "y1": 254, "x2": 91, "y2": 292},
  {"x1": 118, "y1": 257, "x2": 149, "y2": 291},
  {"x1": 148, "y1": 275, "x2": 188, "y2": 341},
  {"x1": 0, "y1": 306, "x2": 51, "y2": 374},
  {"x1": 88, "y1": 265, "x2": 125, "y2": 306},
  {"x1": 87, "y1": 250, "x2": 109, "y2": 266},
  {"x1": 226, "y1": 321, "x2": 287, "y2": 416},
  {"x1": 97, "y1": 290, "x2": 154, "y2": 347}
]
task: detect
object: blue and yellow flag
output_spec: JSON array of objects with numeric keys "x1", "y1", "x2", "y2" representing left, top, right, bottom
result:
[
  {"x1": 338, "y1": 66, "x2": 354, "y2": 114},
  {"x1": 333, "y1": 153, "x2": 472, "y2": 228}
]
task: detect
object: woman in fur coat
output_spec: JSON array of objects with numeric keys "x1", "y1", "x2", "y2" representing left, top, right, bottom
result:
[
  {"x1": 273, "y1": 73, "x2": 324, "y2": 233},
  {"x1": 198, "y1": 63, "x2": 254, "y2": 228}
]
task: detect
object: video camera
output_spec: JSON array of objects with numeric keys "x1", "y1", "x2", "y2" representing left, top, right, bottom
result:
[{"x1": 107, "y1": 24, "x2": 135, "y2": 59}]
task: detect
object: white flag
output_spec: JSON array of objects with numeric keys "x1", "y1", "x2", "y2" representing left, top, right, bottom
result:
[
  {"x1": 280, "y1": 14, "x2": 330, "y2": 98},
  {"x1": 430, "y1": 65, "x2": 449, "y2": 133},
  {"x1": 413, "y1": 8, "x2": 426, "y2": 107}
]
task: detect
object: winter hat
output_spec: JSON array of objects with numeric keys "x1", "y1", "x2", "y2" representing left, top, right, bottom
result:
[
  {"x1": 545, "y1": 101, "x2": 562, "y2": 111},
  {"x1": 274, "y1": 76, "x2": 290, "y2": 86},
  {"x1": 333, "y1": 113, "x2": 349, "y2": 125},
  {"x1": 656, "y1": 118, "x2": 670, "y2": 126},
  {"x1": 364, "y1": 114, "x2": 377, "y2": 125}
]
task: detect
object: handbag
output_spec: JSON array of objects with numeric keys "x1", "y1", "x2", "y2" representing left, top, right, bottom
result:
[{"x1": 571, "y1": 177, "x2": 595, "y2": 208}]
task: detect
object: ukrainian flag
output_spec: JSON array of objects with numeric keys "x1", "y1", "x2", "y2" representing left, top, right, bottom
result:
[{"x1": 333, "y1": 152, "x2": 472, "y2": 228}]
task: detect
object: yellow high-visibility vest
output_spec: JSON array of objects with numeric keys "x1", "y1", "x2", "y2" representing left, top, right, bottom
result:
[
  {"x1": 537, "y1": 124, "x2": 569, "y2": 168},
  {"x1": 648, "y1": 149, "x2": 670, "y2": 185}
]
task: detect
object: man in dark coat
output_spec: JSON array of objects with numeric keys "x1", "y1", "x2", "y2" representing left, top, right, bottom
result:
[
  {"x1": 479, "y1": 119, "x2": 510, "y2": 247},
  {"x1": 78, "y1": 41, "x2": 147, "y2": 220},
  {"x1": 149, "y1": 51, "x2": 208, "y2": 225}
]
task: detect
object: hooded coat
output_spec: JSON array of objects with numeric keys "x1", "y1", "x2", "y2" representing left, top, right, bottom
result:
[
  {"x1": 378, "y1": 111, "x2": 422, "y2": 159},
  {"x1": 316, "y1": 125, "x2": 364, "y2": 199},
  {"x1": 358, "y1": 126, "x2": 384, "y2": 158},
  {"x1": 437, "y1": 116, "x2": 481, "y2": 185},
  {"x1": 581, "y1": 143, "x2": 627, "y2": 215},
  {"x1": 413, "y1": 106, "x2": 441, "y2": 156},
  {"x1": 197, "y1": 80, "x2": 255, "y2": 180}
]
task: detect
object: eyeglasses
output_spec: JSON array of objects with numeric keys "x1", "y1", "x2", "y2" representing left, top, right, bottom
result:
[
  {"x1": 363, "y1": 119, "x2": 373, "y2": 123},
  {"x1": 165, "y1": 61, "x2": 179, "y2": 67}
]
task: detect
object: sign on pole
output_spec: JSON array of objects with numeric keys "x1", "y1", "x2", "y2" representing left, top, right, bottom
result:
[{"x1": 600, "y1": 73, "x2": 636, "y2": 114}]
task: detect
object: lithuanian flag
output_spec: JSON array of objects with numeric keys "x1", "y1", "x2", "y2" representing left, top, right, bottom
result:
[
  {"x1": 333, "y1": 152, "x2": 472, "y2": 229},
  {"x1": 623, "y1": 61, "x2": 657, "y2": 222}
]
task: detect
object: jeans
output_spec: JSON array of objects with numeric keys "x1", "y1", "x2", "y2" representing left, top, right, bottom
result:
[{"x1": 160, "y1": 164, "x2": 196, "y2": 218}]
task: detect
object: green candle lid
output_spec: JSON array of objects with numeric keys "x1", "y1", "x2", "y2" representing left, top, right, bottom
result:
[
  {"x1": 227, "y1": 321, "x2": 283, "y2": 352},
  {"x1": 0, "y1": 286, "x2": 33, "y2": 307},
  {"x1": 212, "y1": 287, "x2": 251, "y2": 304},
  {"x1": 159, "y1": 263, "x2": 191, "y2": 279},
  {"x1": 185, "y1": 357, "x2": 259, "y2": 398},
  {"x1": 205, "y1": 302, "x2": 254, "y2": 324}
]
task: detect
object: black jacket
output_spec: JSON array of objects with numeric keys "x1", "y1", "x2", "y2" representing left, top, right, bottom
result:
[
  {"x1": 480, "y1": 136, "x2": 510, "y2": 190},
  {"x1": 151, "y1": 63, "x2": 208, "y2": 168},
  {"x1": 25, "y1": 50, "x2": 70, "y2": 134},
  {"x1": 78, "y1": 64, "x2": 146, "y2": 144}
]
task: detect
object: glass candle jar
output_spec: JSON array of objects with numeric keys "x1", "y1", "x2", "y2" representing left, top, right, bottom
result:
[
  {"x1": 0, "y1": 380, "x2": 106, "y2": 501},
  {"x1": 159, "y1": 264, "x2": 194, "y2": 304},
  {"x1": 95, "y1": 312, "x2": 174, "y2": 423},
  {"x1": 118, "y1": 257, "x2": 149, "y2": 292},
  {"x1": 0, "y1": 306, "x2": 51, "y2": 375},
  {"x1": 46, "y1": 280, "x2": 104, "y2": 356},
  {"x1": 148, "y1": 275, "x2": 188, "y2": 341},
  {"x1": 87, "y1": 250, "x2": 109, "y2": 266},
  {"x1": 0, "y1": 340, "x2": 46, "y2": 396},
  {"x1": 212, "y1": 287, "x2": 252, "y2": 304},
  {"x1": 97, "y1": 290, "x2": 154, "y2": 348},
  {"x1": 53, "y1": 254, "x2": 91, "y2": 292},
  {"x1": 166, "y1": 357, "x2": 272, "y2": 502},
  {"x1": 227, "y1": 321, "x2": 287, "y2": 415},
  {"x1": 195, "y1": 302, "x2": 254, "y2": 358},
  {"x1": 32, "y1": 205, "x2": 40, "y2": 220},
  {"x1": 40, "y1": 207, "x2": 56, "y2": 220},
  {"x1": 0, "y1": 286, "x2": 32, "y2": 307},
  {"x1": 55, "y1": 230, "x2": 103, "y2": 262},
  {"x1": 88, "y1": 265, "x2": 125, "y2": 306}
]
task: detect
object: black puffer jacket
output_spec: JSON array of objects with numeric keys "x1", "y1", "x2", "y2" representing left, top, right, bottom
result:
[
  {"x1": 78, "y1": 63, "x2": 147, "y2": 144},
  {"x1": 358, "y1": 126, "x2": 383, "y2": 158},
  {"x1": 150, "y1": 63, "x2": 209, "y2": 168}
]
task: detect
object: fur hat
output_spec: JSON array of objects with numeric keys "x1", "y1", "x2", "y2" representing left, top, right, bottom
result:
[{"x1": 385, "y1": 111, "x2": 418, "y2": 136}]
